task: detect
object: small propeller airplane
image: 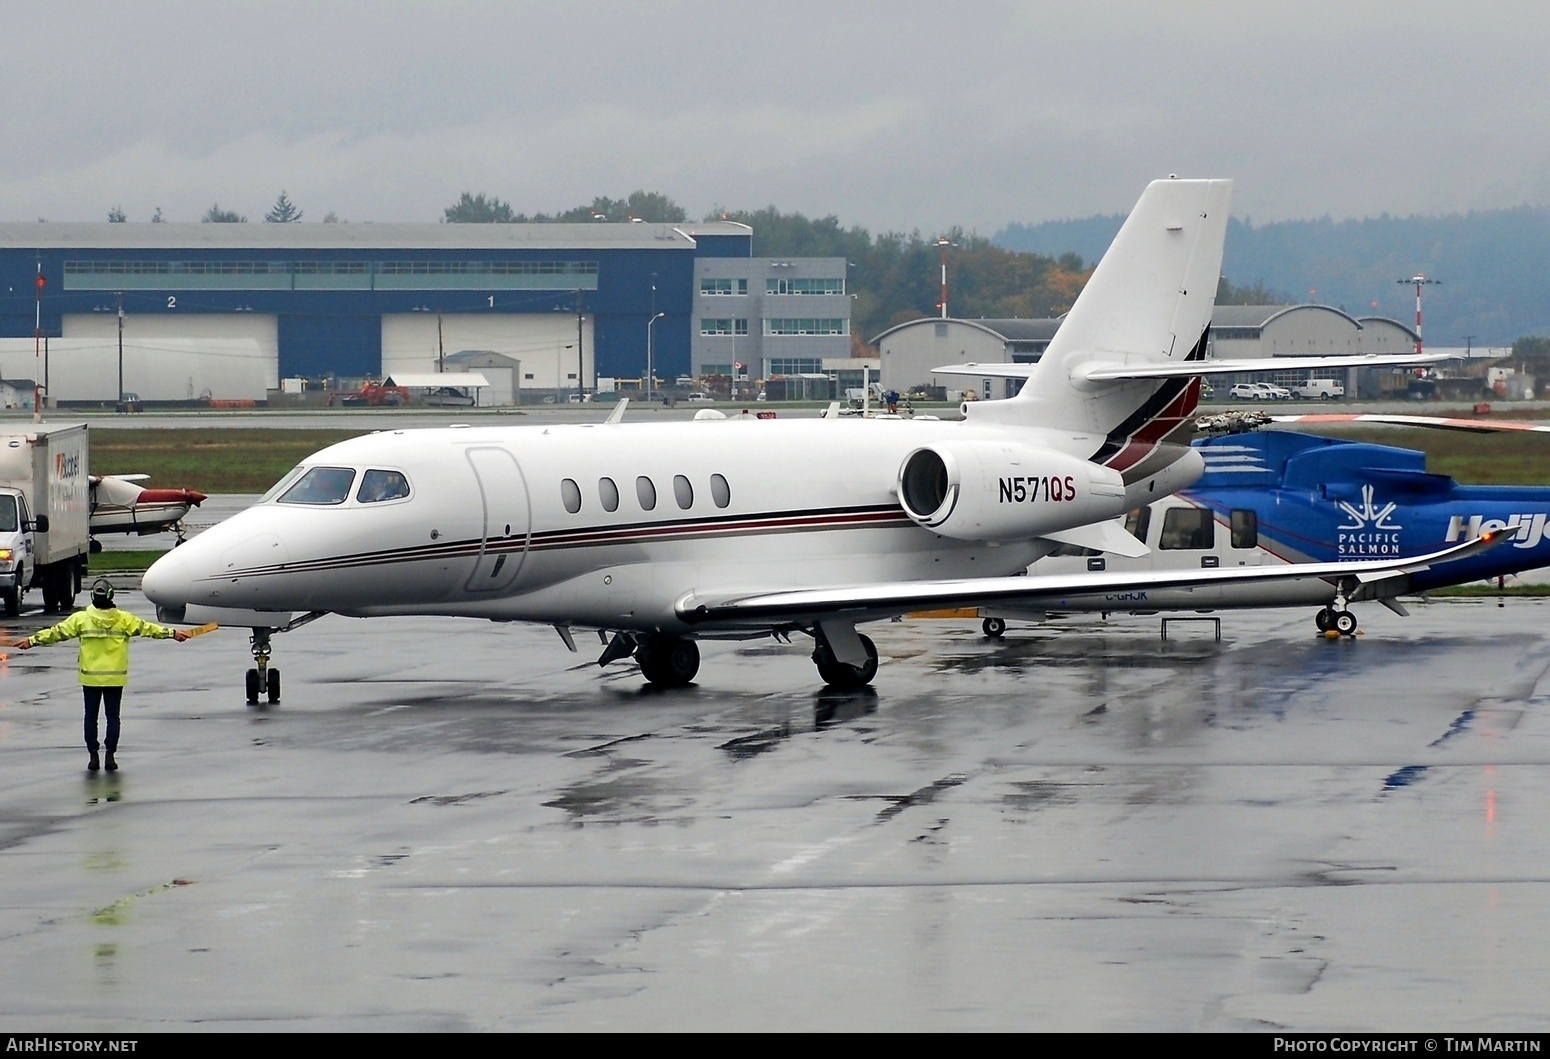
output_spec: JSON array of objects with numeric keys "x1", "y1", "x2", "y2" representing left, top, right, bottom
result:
[
  {"x1": 978, "y1": 410, "x2": 1550, "y2": 638},
  {"x1": 89, "y1": 475, "x2": 208, "y2": 541},
  {"x1": 140, "y1": 177, "x2": 1483, "y2": 703}
]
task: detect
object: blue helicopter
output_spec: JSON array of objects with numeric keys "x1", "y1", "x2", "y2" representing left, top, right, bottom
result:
[{"x1": 981, "y1": 412, "x2": 1550, "y2": 637}]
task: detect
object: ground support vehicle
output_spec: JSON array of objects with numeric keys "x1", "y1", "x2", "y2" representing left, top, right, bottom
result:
[{"x1": 0, "y1": 424, "x2": 91, "y2": 615}]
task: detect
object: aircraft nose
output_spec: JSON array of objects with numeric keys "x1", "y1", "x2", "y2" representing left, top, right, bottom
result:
[{"x1": 142, "y1": 547, "x2": 193, "y2": 608}]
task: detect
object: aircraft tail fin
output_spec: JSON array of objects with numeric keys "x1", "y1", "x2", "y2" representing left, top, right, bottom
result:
[{"x1": 979, "y1": 178, "x2": 1232, "y2": 468}]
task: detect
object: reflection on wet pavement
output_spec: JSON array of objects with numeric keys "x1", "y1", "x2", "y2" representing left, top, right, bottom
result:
[{"x1": 1, "y1": 592, "x2": 1549, "y2": 1029}]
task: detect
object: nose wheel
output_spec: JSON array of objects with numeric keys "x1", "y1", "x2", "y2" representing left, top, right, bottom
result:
[{"x1": 245, "y1": 628, "x2": 281, "y2": 704}]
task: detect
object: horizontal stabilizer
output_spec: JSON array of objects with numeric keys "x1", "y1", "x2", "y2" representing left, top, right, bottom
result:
[
  {"x1": 1075, "y1": 351, "x2": 1451, "y2": 382},
  {"x1": 1041, "y1": 518, "x2": 1150, "y2": 558},
  {"x1": 931, "y1": 362, "x2": 1038, "y2": 379},
  {"x1": 1270, "y1": 413, "x2": 1550, "y2": 434}
]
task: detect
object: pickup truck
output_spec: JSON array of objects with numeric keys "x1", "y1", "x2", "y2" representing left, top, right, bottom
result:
[
  {"x1": 0, "y1": 424, "x2": 91, "y2": 615},
  {"x1": 1292, "y1": 379, "x2": 1344, "y2": 399}
]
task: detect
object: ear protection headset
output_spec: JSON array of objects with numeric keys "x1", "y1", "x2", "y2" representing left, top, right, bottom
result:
[{"x1": 91, "y1": 577, "x2": 115, "y2": 608}]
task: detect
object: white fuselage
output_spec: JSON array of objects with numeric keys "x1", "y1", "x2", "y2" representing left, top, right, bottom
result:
[{"x1": 145, "y1": 415, "x2": 1159, "y2": 635}]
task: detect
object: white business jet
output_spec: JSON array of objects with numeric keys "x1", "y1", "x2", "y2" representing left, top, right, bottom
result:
[{"x1": 142, "y1": 178, "x2": 1482, "y2": 702}]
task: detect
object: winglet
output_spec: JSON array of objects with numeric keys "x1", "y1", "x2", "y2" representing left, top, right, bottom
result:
[{"x1": 605, "y1": 398, "x2": 629, "y2": 424}]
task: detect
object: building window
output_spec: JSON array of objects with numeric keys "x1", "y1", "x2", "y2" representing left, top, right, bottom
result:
[
  {"x1": 710, "y1": 474, "x2": 731, "y2": 508},
  {"x1": 701, "y1": 364, "x2": 733, "y2": 376},
  {"x1": 599, "y1": 477, "x2": 619, "y2": 513},
  {"x1": 764, "y1": 318, "x2": 849, "y2": 336},
  {"x1": 560, "y1": 479, "x2": 582, "y2": 514},
  {"x1": 766, "y1": 277, "x2": 844, "y2": 295},
  {"x1": 700, "y1": 318, "x2": 749, "y2": 336},
  {"x1": 766, "y1": 358, "x2": 823, "y2": 374},
  {"x1": 700, "y1": 278, "x2": 748, "y2": 295},
  {"x1": 636, "y1": 476, "x2": 657, "y2": 511}
]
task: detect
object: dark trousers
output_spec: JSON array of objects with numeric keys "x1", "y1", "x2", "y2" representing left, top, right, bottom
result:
[{"x1": 83, "y1": 686, "x2": 124, "y2": 753}]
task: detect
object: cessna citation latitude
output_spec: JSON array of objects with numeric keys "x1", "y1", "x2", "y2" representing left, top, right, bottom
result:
[{"x1": 142, "y1": 178, "x2": 1488, "y2": 702}]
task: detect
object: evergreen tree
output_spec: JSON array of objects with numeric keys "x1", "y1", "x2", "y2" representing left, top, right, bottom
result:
[
  {"x1": 202, "y1": 204, "x2": 246, "y2": 223},
  {"x1": 265, "y1": 191, "x2": 303, "y2": 223},
  {"x1": 151, "y1": 207, "x2": 164, "y2": 223},
  {"x1": 107, "y1": 206, "x2": 127, "y2": 223}
]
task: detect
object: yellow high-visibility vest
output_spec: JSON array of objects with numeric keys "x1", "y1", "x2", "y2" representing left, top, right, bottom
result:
[{"x1": 33, "y1": 605, "x2": 176, "y2": 687}]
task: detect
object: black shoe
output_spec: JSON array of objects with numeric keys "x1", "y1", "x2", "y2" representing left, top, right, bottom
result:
[
  {"x1": 104, "y1": 753, "x2": 117, "y2": 773},
  {"x1": 88, "y1": 752, "x2": 100, "y2": 772}
]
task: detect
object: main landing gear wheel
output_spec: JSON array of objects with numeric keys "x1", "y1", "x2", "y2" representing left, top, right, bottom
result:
[
  {"x1": 635, "y1": 635, "x2": 700, "y2": 687},
  {"x1": 813, "y1": 633, "x2": 878, "y2": 690},
  {"x1": 982, "y1": 617, "x2": 1007, "y2": 639},
  {"x1": 1315, "y1": 607, "x2": 1358, "y2": 636}
]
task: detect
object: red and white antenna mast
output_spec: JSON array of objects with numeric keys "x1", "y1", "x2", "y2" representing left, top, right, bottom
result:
[
  {"x1": 935, "y1": 237, "x2": 954, "y2": 319},
  {"x1": 1398, "y1": 274, "x2": 1440, "y2": 356}
]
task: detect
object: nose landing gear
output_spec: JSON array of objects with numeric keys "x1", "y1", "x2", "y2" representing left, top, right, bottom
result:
[
  {"x1": 246, "y1": 628, "x2": 280, "y2": 704},
  {"x1": 237, "y1": 613, "x2": 324, "y2": 706}
]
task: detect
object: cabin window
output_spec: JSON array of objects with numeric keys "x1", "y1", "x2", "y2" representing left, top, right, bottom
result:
[
  {"x1": 357, "y1": 469, "x2": 410, "y2": 503},
  {"x1": 636, "y1": 476, "x2": 657, "y2": 511},
  {"x1": 278, "y1": 466, "x2": 357, "y2": 506},
  {"x1": 1159, "y1": 507, "x2": 1215, "y2": 550},
  {"x1": 0, "y1": 495, "x2": 15, "y2": 533},
  {"x1": 1230, "y1": 509, "x2": 1258, "y2": 550},
  {"x1": 673, "y1": 474, "x2": 694, "y2": 510},
  {"x1": 1124, "y1": 506, "x2": 1152, "y2": 544},
  {"x1": 710, "y1": 473, "x2": 731, "y2": 509},
  {"x1": 599, "y1": 477, "x2": 619, "y2": 512},
  {"x1": 560, "y1": 478, "x2": 582, "y2": 514}
]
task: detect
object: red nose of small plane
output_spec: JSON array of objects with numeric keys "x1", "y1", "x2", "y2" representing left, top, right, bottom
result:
[{"x1": 137, "y1": 488, "x2": 208, "y2": 506}]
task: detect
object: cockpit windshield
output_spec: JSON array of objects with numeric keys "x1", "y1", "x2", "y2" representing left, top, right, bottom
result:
[
  {"x1": 260, "y1": 465, "x2": 307, "y2": 504},
  {"x1": 277, "y1": 466, "x2": 357, "y2": 506},
  {"x1": 357, "y1": 469, "x2": 410, "y2": 503}
]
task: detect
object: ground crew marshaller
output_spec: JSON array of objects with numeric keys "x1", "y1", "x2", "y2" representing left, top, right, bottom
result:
[{"x1": 17, "y1": 578, "x2": 188, "y2": 772}]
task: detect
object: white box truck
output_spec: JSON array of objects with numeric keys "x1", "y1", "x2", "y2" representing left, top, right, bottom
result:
[{"x1": 0, "y1": 424, "x2": 91, "y2": 615}]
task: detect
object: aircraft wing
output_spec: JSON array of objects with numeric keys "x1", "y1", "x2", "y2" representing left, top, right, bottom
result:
[
  {"x1": 1269, "y1": 413, "x2": 1550, "y2": 434},
  {"x1": 929, "y1": 352, "x2": 1449, "y2": 382},
  {"x1": 676, "y1": 533, "x2": 1499, "y2": 628}
]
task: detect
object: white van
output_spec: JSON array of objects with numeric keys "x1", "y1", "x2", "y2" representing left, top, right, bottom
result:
[{"x1": 1292, "y1": 379, "x2": 1344, "y2": 399}]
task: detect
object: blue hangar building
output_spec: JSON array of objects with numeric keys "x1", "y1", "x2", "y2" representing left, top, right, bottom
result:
[{"x1": 0, "y1": 219, "x2": 752, "y2": 394}]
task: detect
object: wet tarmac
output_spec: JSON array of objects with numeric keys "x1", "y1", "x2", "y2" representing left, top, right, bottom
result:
[{"x1": 1, "y1": 593, "x2": 1548, "y2": 1030}]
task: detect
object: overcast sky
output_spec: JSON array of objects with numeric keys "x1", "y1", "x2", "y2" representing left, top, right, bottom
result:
[{"x1": 5, "y1": 1, "x2": 1548, "y2": 233}]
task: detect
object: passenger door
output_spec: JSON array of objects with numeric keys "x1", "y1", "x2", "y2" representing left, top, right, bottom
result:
[{"x1": 463, "y1": 447, "x2": 530, "y2": 593}]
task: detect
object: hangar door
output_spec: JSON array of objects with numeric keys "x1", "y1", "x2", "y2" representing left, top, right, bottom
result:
[
  {"x1": 61, "y1": 313, "x2": 278, "y2": 398},
  {"x1": 381, "y1": 314, "x2": 593, "y2": 391}
]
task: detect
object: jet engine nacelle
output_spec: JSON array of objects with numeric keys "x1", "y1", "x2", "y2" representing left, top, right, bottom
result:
[{"x1": 897, "y1": 442, "x2": 1129, "y2": 542}]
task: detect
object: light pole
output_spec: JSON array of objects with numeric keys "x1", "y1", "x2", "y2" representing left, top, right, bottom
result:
[
  {"x1": 116, "y1": 292, "x2": 125, "y2": 407},
  {"x1": 646, "y1": 311, "x2": 665, "y2": 401}
]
